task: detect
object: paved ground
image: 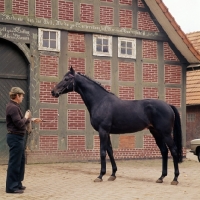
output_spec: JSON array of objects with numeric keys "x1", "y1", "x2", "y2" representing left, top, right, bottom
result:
[{"x1": 0, "y1": 150, "x2": 199, "y2": 200}]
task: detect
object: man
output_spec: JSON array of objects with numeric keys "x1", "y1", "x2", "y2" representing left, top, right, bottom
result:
[{"x1": 5, "y1": 87, "x2": 41, "y2": 194}]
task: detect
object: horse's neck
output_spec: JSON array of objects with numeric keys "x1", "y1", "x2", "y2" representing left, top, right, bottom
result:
[{"x1": 75, "y1": 76, "x2": 108, "y2": 112}]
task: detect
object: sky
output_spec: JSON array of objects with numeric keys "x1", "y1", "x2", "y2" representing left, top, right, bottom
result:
[{"x1": 162, "y1": 0, "x2": 200, "y2": 33}]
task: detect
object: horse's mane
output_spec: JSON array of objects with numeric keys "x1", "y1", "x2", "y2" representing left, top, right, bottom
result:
[{"x1": 77, "y1": 72, "x2": 114, "y2": 95}]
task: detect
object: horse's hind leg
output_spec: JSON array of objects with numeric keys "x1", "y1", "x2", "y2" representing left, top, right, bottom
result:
[
  {"x1": 107, "y1": 135, "x2": 117, "y2": 181},
  {"x1": 149, "y1": 128, "x2": 168, "y2": 183},
  {"x1": 164, "y1": 136, "x2": 180, "y2": 185}
]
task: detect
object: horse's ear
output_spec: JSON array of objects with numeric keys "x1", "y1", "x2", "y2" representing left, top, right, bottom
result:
[{"x1": 70, "y1": 66, "x2": 75, "y2": 75}]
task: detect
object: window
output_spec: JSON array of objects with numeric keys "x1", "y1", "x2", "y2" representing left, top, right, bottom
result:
[
  {"x1": 38, "y1": 28, "x2": 60, "y2": 52},
  {"x1": 118, "y1": 37, "x2": 136, "y2": 59},
  {"x1": 187, "y1": 113, "x2": 196, "y2": 122},
  {"x1": 93, "y1": 35, "x2": 112, "y2": 57}
]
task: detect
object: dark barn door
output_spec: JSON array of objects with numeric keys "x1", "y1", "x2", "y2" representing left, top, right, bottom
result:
[{"x1": 0, "y1": 39, "x2": 29, "y2": 164}]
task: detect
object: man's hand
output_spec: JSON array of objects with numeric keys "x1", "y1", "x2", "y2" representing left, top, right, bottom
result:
[
  {"x1": 31, "y1": 118, "x2": 43, "y2": 123},
  {"x1": 25, "y1": 110, "x2": 31, "y2": 119}
]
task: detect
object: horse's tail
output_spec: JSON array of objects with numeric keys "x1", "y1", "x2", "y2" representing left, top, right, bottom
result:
[{"x1": 170, "y1": 105, "x2": 183, "y2": 163}]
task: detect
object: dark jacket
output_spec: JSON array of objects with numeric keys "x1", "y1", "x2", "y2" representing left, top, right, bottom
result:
[{"x1": 6, "y1": 100, "x2": 30, "y2": 136}]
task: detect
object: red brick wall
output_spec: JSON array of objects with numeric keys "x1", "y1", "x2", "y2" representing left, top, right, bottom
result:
[
  {"x1": 12, "y1": 0, "x2": 28, "y2": 16},
  {"x1": 138, "y1": 0, "x2": 145, "y2": 8},
  {"x1": 58, "y1": 1, "x2": 74, "y2": 21},
  {"x1": 80, "y1": 4, "x2": 94, "y2": 24},
  {"x1": 68, "y1": 57, "x2": 85, "y2": 74},
  {"x1": 39, "y1": 109, "x2": 58, "y2": 130},
  {"x1": 138, "y1": 12, "x2": 159, "y2": 32},
  {"x1": 142, "y1": 40, "x2": 157, "y2": 59},
  {"x1": 163, "y1": 42, "x2": 179, "y2": 61},
  {"x1": 100, "y1": 6, "x2": 113, "y2": 25},
  {"x1": 143, "y1": 87, "x2": 158, "y2": 99},
  {"x1": 68, "y1": 33, "x2": 85, "y2": 52},
  {"x1": 94, "y1": 59, "x2": 111, "y2": 80},
  {"x1": 40, "y1": 82, "x2": 59, "y2": 104},
  {"x1": 165, "y1": 88, "x2": 181, "y2": 107},
  {"x1": 68, "y1": 92, "x2": 84, "y2": 104},
  {"x1": 119, "y1": 62, "x2": 135, "y2": 81},
  {"x1": 68, "y1": 135, "x2": 85, "y2": 150},
  {"x1": 119, "y1": 86, "x2": 134, "y2": 100},
  {"x1": 67, "y1": 109, "x2": 85, "y2": 130},
  {"x1": 119, "y1": 9, "x2": 132, "y2": 28},
  {"x1": 165, "y1": 65, "x2": 182, "y2": 84},
  {"x1": 142, "y1": 63, "x2": 158, "y2": 82},
  {"x1": 0, "y1": 0, "x2": 5, "y2": 12},
  {"x1": 119, "y1": 0, "x2": 132, "y2": 5},
  {"x1": 40, "y1": 136, "x2": 58, "y2": 151},
  {"x1": 35, "y1": 0, "x2": 52, "y2": 18},
  {"x1": 119, "y1": 135, "x2": 135, "y2": 149},
  {"x1": 40, "y1": 55, "x2": 58, "y2": 77}
]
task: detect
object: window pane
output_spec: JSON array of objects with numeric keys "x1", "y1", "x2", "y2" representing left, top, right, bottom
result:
[
  {"x1": 43, "y1": 31, "x2": 49, "y2": 39},
  {"x1": 43, "y1": 40, "x2": 49, "y2": 47},
  {"x1": 127, "y1": 49, "x2": 132, "y2": 55},
  {"x1": 121, "y1": 48, "x2": 126, "y2": 54},
  {"x1": 121, "y1": 41, "x2": 126, "y2": 47},
  {"x1": 96, "y1": 45, "x2": 102, "y2": 52},
  {"x1": 50, "y1": 40, "x2": 56, "y2": 48},
  {"x1": 103, "y1": 39, "x2": 108, "y2": 45},
  {"x1": 103, "y1": 45, "x2": 108, "y2": 52},
  {"x1": 50, "y1": 32, "x2": 56, "y2": 39},
  {"x1": 127, "y1": 42, "x2": 132, "y2": 48},
  {"x1": 97, "y1": 38, "x2": 102, "y2": 45}
]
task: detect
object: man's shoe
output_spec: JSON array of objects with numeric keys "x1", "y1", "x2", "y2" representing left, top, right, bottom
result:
[
  {"x1": 19, "y1": 186, "x2": 26, "y2": 190},
  {"x1": 6, "y1": 189, "x2": 24, "y2": 194}
]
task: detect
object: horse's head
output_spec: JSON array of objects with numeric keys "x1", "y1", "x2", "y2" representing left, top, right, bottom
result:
[{"x1": 51, "y1": 66, "x2": 75, "y2": 98}]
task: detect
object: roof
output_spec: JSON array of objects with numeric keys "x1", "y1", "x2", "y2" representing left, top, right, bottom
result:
[
  {"x1": 185, "y1": 32, "x2": 200, "y2": 105},
  {"x1": 186, "y1": 70, "x2": 200, "y2": 105},
  {"x1": 186, "y1": 32, "x2": 200, "y2": 53},
  {"x1": 144, "y1": 0, "x2": 200, "y2": 64}
]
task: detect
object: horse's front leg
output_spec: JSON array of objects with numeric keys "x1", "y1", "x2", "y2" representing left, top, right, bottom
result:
[
  {"x1": 107, "y1": 135, "x2": 117, "y2": 181},
  {"x1": 94, "y1": 130, "x2": 108, "y2": 182}
]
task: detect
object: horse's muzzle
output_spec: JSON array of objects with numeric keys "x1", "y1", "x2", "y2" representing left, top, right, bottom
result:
[{"x1": 51, "y1": 90, "x2": 59, "y2": 98}]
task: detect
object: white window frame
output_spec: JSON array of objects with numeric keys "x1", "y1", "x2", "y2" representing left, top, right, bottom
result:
[
  {"x1": 118, "y1": 37, "x2": 136, "y2": 59},
  {"x1": 93, "y1": 35, "x2": 112, "y2": 57},
  {"x1": 38, "y1": 28, "x2": 60, "y2": 52},
  {"x1": 187, "y1": 113, "x2": 196, "y2": 122}
]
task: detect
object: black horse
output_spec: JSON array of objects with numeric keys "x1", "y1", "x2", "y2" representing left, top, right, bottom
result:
[{"x1": 51, "y1": 67, "x2": 183, "y2": 185}]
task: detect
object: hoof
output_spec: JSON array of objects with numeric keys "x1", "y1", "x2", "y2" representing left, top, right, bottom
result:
[
  {"x1": 108, "y1": 176, "x2": 116, "y2": 181},
  {"x1": 156, "y1": 179, "x2": 163, "y2": 183},
  {"x1": 171, "y1": 180, "x2": 178, "y2": 185},
  {"x1": 94, "y1": 178, "x2": 103, "y2": 182}
]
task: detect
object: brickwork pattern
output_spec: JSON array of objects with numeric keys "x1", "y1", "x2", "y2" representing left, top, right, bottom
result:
[
  {"x1": 165, "y1": 88, "x2": 181, "y2": 107},
  {"x1": 58, "y1": 0, "x2": 74, "y2": 21},
  {"x1": 12, "y1": 0, "x2": 28, "y2": 16},
  {"x1": 35, "y1": 0, "x2": 52, "y2": 18},
  {"x1": 68, "y1": 57, "x2": 85, "y2": 74},
  {"x1": 119, "y1": 86, "x2": 134, "y2": 100},
  {"x1": 67, "y1": 109, "x2": 86, "y2": 130},
  {"x1": 39, "y1": 136, "x2": 58, "y2": 151},
  {"x1": 142, "y1": 40, "x2": 157, "y2": 59},
  {"x1": 138, "y1": 0, "x2": 145, "y2": 7},
  {"x1": 119, "y1": 62, "x2": 134, "y2": 81},
  {"x1": 40, "y1": 81, "x2": 59, "y2": 104},
  {"x1": 165, "y1": 65, "x2": 182, "y2": 84},
  {"x1": 138, "y1": 11, "x2": 159, "y2": 32},
  {"x1": 94, "y1": 59, "x2": 111, "y2": 80},
  {"x1": 119, "y1": 135, "x2": 135, "y2": 149},
  {"x1": 143, "y1": 87, "x2": 158, "y2": 99},
  {"x1": 119, "y1": 9, "x2": 133, "y2": 28},
  {"x1": 119, "y1": 0, "x2": 132, "y2": 5},
  {"x1": 163, "y1": 42, "x2": 179, "y2": 61},
  {"x1": 68, "y1": 33, "x2": 85, "y2": 52},
  {"x1": 100, "y1": 6, "x2": 113, "y2": 25},
  {"x1": 39, "y1": 109, "x2": 58, "y2": 130},
  {"x1": 68, "y1": 92, "x2": 84, "y2": 104},
  {"x1": 143, "y1": 63, "x2": 158, "y2": 82},
  {"x1": 68, "y1": 135, "x2": 85, "y2": 150},
  {"x1": 0, "y1": 0, "x2": 5, "y2": 12},
  {"x1": 80, "y1": 3, "x2": 94, "y2": 23},
  {"x1": 40, "y1": 55, "x2": 59, "y2": 77}
]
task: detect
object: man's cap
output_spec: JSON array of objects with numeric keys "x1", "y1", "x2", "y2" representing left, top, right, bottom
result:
[{"x1": 9, "y1": 87, "x2": 25, "y2": 95}]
